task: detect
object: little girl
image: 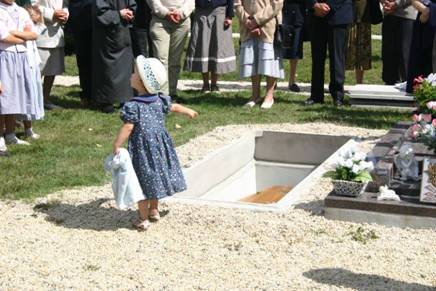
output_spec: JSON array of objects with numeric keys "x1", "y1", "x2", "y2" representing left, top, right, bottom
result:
[
  {"x1": 17, "y1": 4, "x2": 45, "y2": 139},
  {"x1": 113, "y1": 56, "x2": 198, "y2": 231},
  {"x1": 0, "y1": 0, "x2": 40, "y2": 154}
]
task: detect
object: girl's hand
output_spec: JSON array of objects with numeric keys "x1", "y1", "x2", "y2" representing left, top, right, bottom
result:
[
  {"x1": 187, "y1": 109, "x2": 198, "y2": 119},
  {"x1": 0, "y1": 84, "x2": 3, "y2": 95},
  {"x1": 224, "y1": 18, "x2": 232, "y2": 28}
]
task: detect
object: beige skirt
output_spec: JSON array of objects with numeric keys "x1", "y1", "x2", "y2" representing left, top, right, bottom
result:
[{"x1": 38, "y1": 47, "x2": 65, "y2": 76}]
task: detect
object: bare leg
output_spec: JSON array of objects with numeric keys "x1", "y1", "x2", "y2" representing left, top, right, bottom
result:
[
  {"x1": 251, "y1": 75, "x2": 261, "y2": 101},
  {"x1": 289, "y1": 59, "x2": 299, "y2": 85},
  {"x1": 149, "y1": 199, "x2": 159, "y2": 215},
  {"x1": 4, "y1": 115, "x2": 15, "y2": 135},
  {"x1": 0, "y1": 116, "x2": 6, "y2": 154},
  {"x1": 355, "y1": 69, "x2": 364, "y2": 84},
  {"x1": 23, "y1": 120, "x2": 31, "y2": 130},
  {"x1": 0, "y1": 115, "x2": 4, "y2": 135},
  {"x1": 137, "y1": 200, "x2": 150, "y2": 221},
  {"x1": 43, "y1": 75, "x2": 56, "y2": 104},
  {"x1": 265, "y1": 76, "x2": 276, "y2": 102},
  {"x1": 201, "y1": 73, "x2": 210, "y2": 91},
  {"x1": 211, "y1": 72, "x2": 219, "y2": 86}
]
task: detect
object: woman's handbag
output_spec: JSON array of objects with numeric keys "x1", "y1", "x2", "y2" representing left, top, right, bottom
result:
[
  {"x1": 274, "y1": 22, "x2": 296, "y2": 50},
  {"x1": 274, "y1": 21, "x2": 283, "y2": 49}
]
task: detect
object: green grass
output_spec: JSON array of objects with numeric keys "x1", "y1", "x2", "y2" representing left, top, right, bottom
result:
[{"x1": 1, "y1": 85, "x2": 409, "y2": 200}]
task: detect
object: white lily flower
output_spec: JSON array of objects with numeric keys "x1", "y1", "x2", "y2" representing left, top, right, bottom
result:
[
  {"x1": 352, "y1": 164, "x2": 361, "y2": 174},
  {"x1": 360, "y1": 161, "x2": 374, "y2": 171},
  {"x1": 352, "y1": 151, "x2": 366, "y2": 162},
  {"x1": 344, "y1": 159, "x2": 354, "y2": 168}
]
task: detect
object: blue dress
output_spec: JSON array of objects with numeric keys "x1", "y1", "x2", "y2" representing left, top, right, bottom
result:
[{"x1": 121, "y1": 94, "x2": 187, "y2": 200}]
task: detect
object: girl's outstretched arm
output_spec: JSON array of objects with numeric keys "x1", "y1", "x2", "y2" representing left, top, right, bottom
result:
[
  {"x1": 113, "y1": 123, "x2": 134, "y2": 154},
  {"x1": 171, "y1": 103, "x2": 198, "y2": 118}
]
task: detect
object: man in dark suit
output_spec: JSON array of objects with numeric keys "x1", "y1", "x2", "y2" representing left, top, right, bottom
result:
[
  {"x1": 69, "y1": 0, "x2": 94, "y2": 107},
  {"x1": 305, "y1": 0, "x2": 353, "y2": 106}
]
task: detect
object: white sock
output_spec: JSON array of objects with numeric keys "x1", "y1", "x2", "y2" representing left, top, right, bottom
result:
[
  {"x1": 0, "y1": 136, "x2": 7, "y2": 151},
  {"x1": 5, "y1": 133, "x2": 30, "y2": 145},
  {"x1": 25, "y1": 128, "x2": 40, "y2": 139}
]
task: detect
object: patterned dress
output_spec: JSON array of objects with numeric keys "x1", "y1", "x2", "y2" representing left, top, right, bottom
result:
[{"x1": 121, "y1": 95, "x2": 187, "y2": 200}]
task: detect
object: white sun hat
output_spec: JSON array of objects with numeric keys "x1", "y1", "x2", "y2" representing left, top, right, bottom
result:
[{"x1": 135, "y1": 56, "x2": 168, "y2": 94}]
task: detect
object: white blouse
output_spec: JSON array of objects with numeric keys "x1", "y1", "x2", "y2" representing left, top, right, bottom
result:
[{"x1": 0, "y1": 2, "x2": 32, "y2": 53}]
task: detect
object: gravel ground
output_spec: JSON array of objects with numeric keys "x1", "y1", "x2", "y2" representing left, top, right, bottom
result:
[{"x1": 1, "y1": 123, "x2": 435, "y2": 290}]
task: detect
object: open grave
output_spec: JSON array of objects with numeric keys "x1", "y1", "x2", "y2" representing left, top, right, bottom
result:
[{"x1": 172, "y1": 131, "x2": 351, "y2": 212}]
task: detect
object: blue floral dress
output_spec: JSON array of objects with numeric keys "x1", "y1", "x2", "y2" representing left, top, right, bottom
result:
[{"x1": 121, "y1": 94, "x2": 187, "y2": 200}]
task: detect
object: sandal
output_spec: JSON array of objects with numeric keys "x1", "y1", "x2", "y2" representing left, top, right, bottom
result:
[
  {"x1": 149, "y1": 211, "x2": 160, "y2": 222},
  {"x1": 132, "y1": 219, "x2": 151, "y2": 231}
]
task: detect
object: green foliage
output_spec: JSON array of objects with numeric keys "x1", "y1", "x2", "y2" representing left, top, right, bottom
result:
[
  {"x1": 348, "y1": 226, "x2": 379, "y2": 244},
  {"x1": 354, "y1": 171, "x2": 373, "y2": 183},
  {"x1": 329, "y1": 165, "x2": 373, "y2": 183},
  {"x1": 418, "y1": 134, "x2": 436, "y2": 153},
  {"x1": 415, "y1": 81, "x2": 436, "y2": 113}
]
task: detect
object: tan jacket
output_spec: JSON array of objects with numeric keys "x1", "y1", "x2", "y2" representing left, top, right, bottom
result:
[{"x1": 235, "y1": 0, "x2": 283, "y2": 44}]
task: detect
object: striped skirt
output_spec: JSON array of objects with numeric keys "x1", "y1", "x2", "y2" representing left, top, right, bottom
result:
[
  {"x1": 184, "y1": 6, "x2": 236, "y2": 74},
  {"x1": 0, "y1": 50, "x2": 38, "y2": 116}
]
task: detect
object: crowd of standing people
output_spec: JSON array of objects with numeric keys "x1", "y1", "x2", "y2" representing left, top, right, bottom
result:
[{"x1": 2, "y1": 0, "x2": 436, "y2": 156}]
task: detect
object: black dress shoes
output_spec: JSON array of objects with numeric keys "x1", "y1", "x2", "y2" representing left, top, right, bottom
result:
[
  {"x1": 334, "y1": 99, "x2": 344, "y2": 106},
  {"x1": 100, "y1": 103, "x2": 115, "y2": 113},
  {"x1": 304, "y1": 98, "x2": 324, "y2": 106}
]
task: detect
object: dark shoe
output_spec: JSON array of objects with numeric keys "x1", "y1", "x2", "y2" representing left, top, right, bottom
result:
[
  {"x1": 210, "y1": 84, "x2": 219, "y2": 92},
  {"x1": 334, "y1": 99, "x2": 344, "y2": 106},
  {"x1": 100, "y1": 103, "x2": 115, "y2": 113},
  {"x1": 288, "y1": 83, "x2": 300, "y2": 93},
  {"x1": 44, "y1": 103, "x2": 63, "y2": 110},
  {"x1": 304, "y1": 98, "x2": 324, "y2": 106},
  {"x1": 201, "y1": 84, "x2": 210, "y2": 93},
  {"x1": 80, "y1": 98, "x2": 90, "y2": 108}
]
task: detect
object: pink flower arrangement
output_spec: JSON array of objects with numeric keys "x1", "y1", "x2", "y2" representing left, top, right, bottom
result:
[{"x1": 427, "y1": 101, "x2": 436, "y2": 111}]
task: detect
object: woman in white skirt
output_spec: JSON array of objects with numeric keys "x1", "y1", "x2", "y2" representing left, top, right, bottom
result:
[
  {"x1": 235, "y1": 0, "x2": 284, "y2": 109},
  {"x1": 36, "y1": 0, "x2": 68, "y2": 110},
  {"x1": 185, "y1": 0, "x2": 236, "y2": 92}
]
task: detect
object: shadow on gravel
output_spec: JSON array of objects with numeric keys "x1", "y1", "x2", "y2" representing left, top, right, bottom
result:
[
  {"x1": 293, "y1": 200, "x2": 325, "y2": 216},
  {"x1": 304, "y1": 268, "x2": 434, "y2": 291},
  {"x1": 33, "y1": 198, "x2": 169, "y2": 231}
]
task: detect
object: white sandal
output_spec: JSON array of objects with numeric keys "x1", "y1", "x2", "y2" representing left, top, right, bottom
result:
[
  {"x1": 244, "y1": 97, "x2": 259, "y2": 108},
  {"x1": 149, "y1": 211, "x2": 160, "y2": 222},
  {"x1": 132, "y1": 219, "x2": 151, "y2": 231}
]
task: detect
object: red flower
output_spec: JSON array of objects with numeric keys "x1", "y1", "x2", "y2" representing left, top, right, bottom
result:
[{"x1": 413, "y1": 75, "x2": 424, "y2": 91}]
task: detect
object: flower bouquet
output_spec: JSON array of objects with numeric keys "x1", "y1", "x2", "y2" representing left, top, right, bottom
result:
[
  {"x1": 408, "y1": 113, "x2": 436, "y2": 153},
  {"x1": 327, "y1": 141, "x2": 374, "y2": 197},
  {"x1": 413, "y1": 73, "x2": 436, "y2": 111}
]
